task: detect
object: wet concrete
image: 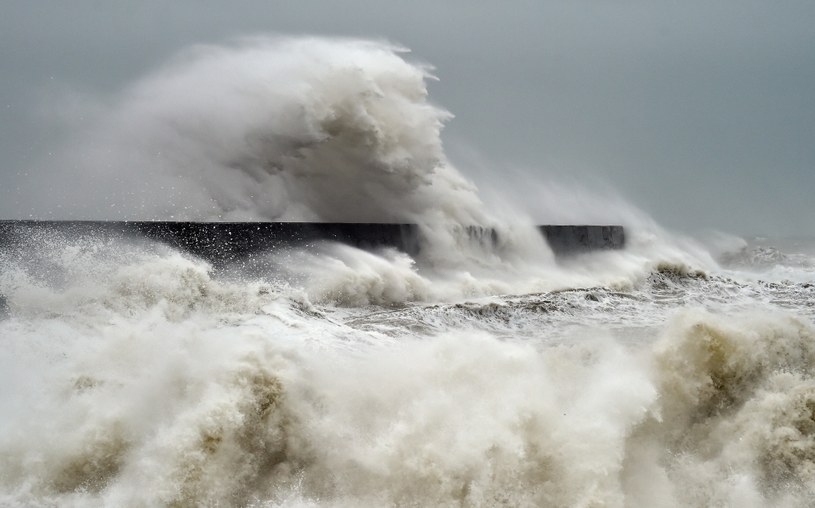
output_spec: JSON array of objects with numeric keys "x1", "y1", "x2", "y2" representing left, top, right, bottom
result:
[{"x1": 0, "y1": 221, "x2": 624, "y2": 263}]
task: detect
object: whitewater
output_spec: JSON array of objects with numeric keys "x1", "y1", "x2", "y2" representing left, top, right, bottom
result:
[{"x1": 1, "y1": 37, "x2": 814, "y2": 507}]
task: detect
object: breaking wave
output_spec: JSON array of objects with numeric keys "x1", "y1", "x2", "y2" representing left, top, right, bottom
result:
[
  {"x1": 31, "y1": 37, "x2": 485, "y2": 226},
  {"x1": 1, "y1": 247, "x2": 814, "y2": 506}
]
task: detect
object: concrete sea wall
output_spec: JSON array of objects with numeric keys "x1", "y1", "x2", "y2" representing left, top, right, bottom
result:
[{"x1": 0, "y1": 221, "x2": 625, "y2": 263}]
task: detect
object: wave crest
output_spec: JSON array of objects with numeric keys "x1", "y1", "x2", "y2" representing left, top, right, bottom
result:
[{"x1": 40, "y1": 37, "x2": 484, "y2": 225}]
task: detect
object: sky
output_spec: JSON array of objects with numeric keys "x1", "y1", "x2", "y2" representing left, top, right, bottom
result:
[{"x1": 1, "y1": 0, "x2": 813, "y2": 235}]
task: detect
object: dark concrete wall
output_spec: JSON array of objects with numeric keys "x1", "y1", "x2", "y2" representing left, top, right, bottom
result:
[
  {"x1": 0, "y1": 221, "x2": 624, "y2": 262},
  {"x1": 540, "y1": 225, "x2": 625, "y2": 254}
]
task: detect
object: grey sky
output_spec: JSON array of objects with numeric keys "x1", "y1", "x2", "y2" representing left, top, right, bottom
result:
[{"x1": 2, "y1": 1, "x2": 813, "y2": 235}]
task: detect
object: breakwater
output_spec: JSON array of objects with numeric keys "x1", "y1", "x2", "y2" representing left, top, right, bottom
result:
[{"x1": 0, "y1": 221, "x2": 625, "y2": 262}]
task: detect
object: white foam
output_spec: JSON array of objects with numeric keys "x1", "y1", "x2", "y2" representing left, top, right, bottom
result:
[{"x1": 3, "y1": 259, "x2": 815, "y2": 507}]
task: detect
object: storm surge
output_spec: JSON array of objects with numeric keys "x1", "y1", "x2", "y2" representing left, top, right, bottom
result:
[
  {"x1": 2, "y1": 36, "x2": 815, "y2": 507},
  {"x1": 1, "y1": 242, "x2": 815, "y2": 507}
]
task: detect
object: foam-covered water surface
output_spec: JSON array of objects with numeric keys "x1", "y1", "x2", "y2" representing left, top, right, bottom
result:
[{"x1": 1, "y1": 227, "x2": 814, "y2": 507}]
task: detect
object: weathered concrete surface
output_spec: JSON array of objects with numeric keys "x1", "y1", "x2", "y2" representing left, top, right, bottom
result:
[
  {"x1": 0, "y1": 221, "x2": 624, "y2": 262},
  {"x1": 540, "y1": 225, "x2": 626, "y2": 255}
]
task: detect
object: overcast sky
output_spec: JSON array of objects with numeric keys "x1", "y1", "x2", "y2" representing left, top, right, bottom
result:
[{"x1": 2, "y1": 1, "x2": 813, "y2": 235}]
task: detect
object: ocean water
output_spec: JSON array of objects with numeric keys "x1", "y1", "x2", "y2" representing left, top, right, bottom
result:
[{"x1": 1, "y1": 37, "x2": 814, "y2": 507}]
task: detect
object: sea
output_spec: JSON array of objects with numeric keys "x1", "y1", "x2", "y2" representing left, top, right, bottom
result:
[{"x1": 1, "y1": 37, "x2": 814, "y2": 507}]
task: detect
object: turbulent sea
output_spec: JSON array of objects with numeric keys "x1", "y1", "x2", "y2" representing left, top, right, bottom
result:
[{"x1": 2, "y1": 37, "x2": 815, "y2": 507}]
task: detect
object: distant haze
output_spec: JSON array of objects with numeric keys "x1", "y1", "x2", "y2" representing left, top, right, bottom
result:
[{"x1": 1, "y1": 1, "x2": 813, "y2": 236}]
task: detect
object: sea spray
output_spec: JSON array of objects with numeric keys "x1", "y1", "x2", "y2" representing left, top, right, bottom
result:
[
  {"x1": 16, "y1": 35, "x2": 726, "y2": 299},
  {"x1": 28, "y1": 37, "x2": 484, "y2": 227}
]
